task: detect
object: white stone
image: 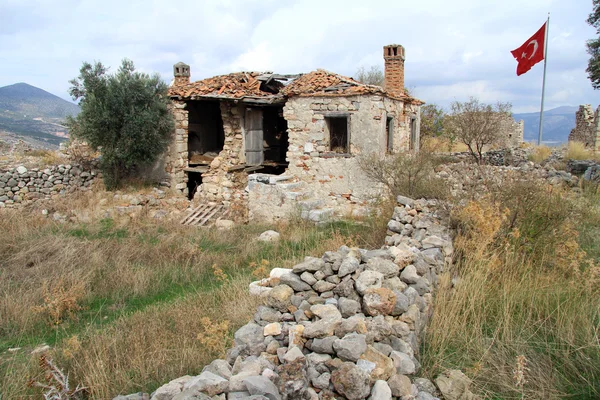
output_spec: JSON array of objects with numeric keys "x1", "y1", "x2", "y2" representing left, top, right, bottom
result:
[{"x1": 258, "y1": 230, "x2": 281, "y2": 242}]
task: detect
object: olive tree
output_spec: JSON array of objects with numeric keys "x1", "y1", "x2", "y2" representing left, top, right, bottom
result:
[
  {"x1": 67, "y1": 59, "x2": 173, "y2": 189},
  {"x1": 587, "y1": 0, "x2": 600, "y2": 89},
  {"x1": 355, "y1": 66, "x2": 384, "y2": 86},
  {"x1": 444, "y1": 97, "x2": 512, "y2": 163}
]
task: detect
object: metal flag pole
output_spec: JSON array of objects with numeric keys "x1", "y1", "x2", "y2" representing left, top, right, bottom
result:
[{"x1": 538, "y1": 13, "x2": 550, "y2": 145}]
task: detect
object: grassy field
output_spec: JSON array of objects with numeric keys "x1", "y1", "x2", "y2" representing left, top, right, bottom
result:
[
  {"x1": 422, "y1": 180, "x2": 600, "y2": 399},
  {"x1": 0, "y1": 198, "x2": 388, "y2": 399}
]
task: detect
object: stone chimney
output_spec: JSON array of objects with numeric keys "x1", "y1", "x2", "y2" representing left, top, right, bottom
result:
[
  {"x1": 173, "y1": 62, "x2": 190, "y2": 85},
  {"x1": 383, "y1": 44, "x2": 405, "y2": 97}
]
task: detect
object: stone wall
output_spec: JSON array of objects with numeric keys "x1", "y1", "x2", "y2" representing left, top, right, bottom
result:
[
  {"x1": 197, "y1": 102, "x2": 248, "y2": 215},
  {"x1": 274, "y1": 95, "x2": 419, "y2": 219},
  {"x1": 115, "y1": 195, "x2": 459, "y2": 400},
  {"x1": 0, "y1": 164, "x2": 97, "y2": 208},
  {"x1": 568, "y1": 104, "x2": 600, "y2": 152},
  {"x1": 165, "y1": 101, "x2": 189, "y2": 196},
  {"x1": 497, "y1": 114, "x2": 524, "y2": 148}
]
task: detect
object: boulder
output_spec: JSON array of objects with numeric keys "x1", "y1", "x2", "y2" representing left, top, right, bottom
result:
[
  {"x1": 370, "y1": 380, "x2": 392, "y2": 400},
  {"x1": 243, "y1": 376, "x2": 282, "y2": 400},
  {"x1": 363, "y1": 288, "x2": 396, "y2": 316},
  {"x1": 355, "y1": 270, "x2": 384, "y2": 295},
  {"x1": 266, "y1": 285, "x2": 294, "y2": 312},
  {"x1": 258, "y1": 230, "x2": 280, "y2": 242},
  {"x1": 184, "y1": 372, "x2": 229, "y2": 396}
]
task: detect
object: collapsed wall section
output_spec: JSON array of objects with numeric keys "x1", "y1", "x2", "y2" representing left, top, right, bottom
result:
[
  {"x1": 568, "y1": 104, "x2": 600, "y2": 152},
  {"x1": 248, "y1": 95, "x2": 420, "y2": 221}
]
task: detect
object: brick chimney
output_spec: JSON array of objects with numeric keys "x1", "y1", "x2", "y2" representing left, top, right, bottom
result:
[
  {"x1": 383, "y1": 44, "x2": 405, "y2": 97},
  {"x1": 173, "y1": 62, "x2": 190, "y2": 85}
]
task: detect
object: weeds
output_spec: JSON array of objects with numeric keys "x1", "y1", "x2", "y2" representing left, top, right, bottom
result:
[
  {"x1": 528, "y1": 145, "x2": 552, "y2": 163},
  {"x1": 566, "y1": 141, "x2": 600, "y2": 161},
  {"x1": 423, "y1": 178, "x2": 600, "y2": 398}
]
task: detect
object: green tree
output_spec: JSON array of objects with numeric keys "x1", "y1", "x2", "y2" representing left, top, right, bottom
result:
[
  {"x1": 587, "y1": 0, "x2": 600, "y2": 89},
  {"x1": 67, "y1": 59, "x2": 173, "y2": 189},
  {"x1": 444, "y1": 97, "x2": 512, "y2": 164},
  {"x1": 420, "y1": 104, "x2": 446, "y2": 139},
  {"x1": 355, "y1": 65, "x2": 385, "y2": 86}
]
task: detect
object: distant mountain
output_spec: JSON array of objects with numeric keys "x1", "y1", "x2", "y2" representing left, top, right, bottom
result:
[
  {"x1": 0, "y1": 83, "x2": 79, "y2": 148},
  {"x1": 0, "y1": 83, "x2": 79, "y2": 119},
  {"x1": 513, "y1": 106, "x2": 578, "y2": 145}
]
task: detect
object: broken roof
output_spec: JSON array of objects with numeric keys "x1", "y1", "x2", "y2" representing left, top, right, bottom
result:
[{"x1": 169, "y1": 69, "x2": 423, "y2": 104}]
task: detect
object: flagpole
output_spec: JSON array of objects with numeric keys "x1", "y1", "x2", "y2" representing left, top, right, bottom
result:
[{"x1": 538, "y1": 13, "x2": 550, "y2": 145}]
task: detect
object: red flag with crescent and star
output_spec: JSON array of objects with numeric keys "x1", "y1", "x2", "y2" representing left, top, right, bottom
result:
[{"x1": 511, "y1": 23, "x2": 546, "y2": 76}]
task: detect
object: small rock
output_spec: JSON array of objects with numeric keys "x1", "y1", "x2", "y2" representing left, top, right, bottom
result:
[
  {"x1": 355, "y1": 270, "x2": 384, "y2": 295},
  {"x1": 243, "y1": 376, "x2": 282, "y2": 400},
  {"x1": 279, "y1": 273, "x2": 312, "y2": 292},
  {"x1": 31, "y1": 344, "x2": 51, "y2": 355},
  {"x1": 266, "y1": 285, "x2": 294, "y2": 312},
  {"x1": 331, "y1": 362, "x2": 371, "y2": 400},
  {"x1": 390, "y1": 351, "x2": 416, "y2": 375},
  {"x1": 263, "y1": 323, "x2": 282, "y2": 336},
  {"x1": 435, "y1": 370, "x2": 480, "y2": 400},
  {"x1": 400, "y1": 265, "x2": 420, "y2": 284},
  {"x1": 363, "y1": 287, "x2": 396, "y2": 316},
  {"x1": 184, "y1": 371, "x2": 229, "y2": 396},
  {"x1": 333, "y1": 333, "x2": 367, "y2": 362},
  {"x1": 387, "y1": 374, "x2": 413, "y2": 397},
  {"x1": 258, "y1": 230, "x2": 281, "y2": 243},
  {"x1": 370, "y1": 380, "x2": 392, "y2": 400},
  {"x1": 215, "y1": 219, "x2": 235, "y2": 230}
]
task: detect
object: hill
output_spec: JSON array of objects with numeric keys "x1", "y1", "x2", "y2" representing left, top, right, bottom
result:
[
  {"x1": 0, "y1": 83, "x2": 79, "y2": 119},
  {"x1": 0, "y1": 83, "x2": 79, "y2": 148},
  {"x1": 513, "y1": 106, "x2": 578, "y2": 145}
]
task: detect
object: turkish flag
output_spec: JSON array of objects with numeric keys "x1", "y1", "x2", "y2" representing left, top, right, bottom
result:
[{"x1": 511, "y1": 23, "x2": 546, "y2": 76}]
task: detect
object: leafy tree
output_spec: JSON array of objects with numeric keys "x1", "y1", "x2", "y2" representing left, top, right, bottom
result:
[
  {"x1": 444, "y1": 97, "x2": 512, "y2": 164},
  {"x1": 67, "y1": 59, "x2": 173, "y2": 189},
  {"x1": 587, "y1": 0, "x2": 600, "y2": 89},
  {"x1": 420, "y1": 104, "x2": 446, "y2": 139},
  {"x1": 355, "y1": 65, "x2": 384, "y2": 86}
]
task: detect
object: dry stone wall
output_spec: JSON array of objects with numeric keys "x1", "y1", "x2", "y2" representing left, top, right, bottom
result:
[
  {"x1": 115, "y1": 196, "x2": 457, "y2": 400},
  {"x1": 0, "y1": 164, "x2": 97, "y2": 208}
]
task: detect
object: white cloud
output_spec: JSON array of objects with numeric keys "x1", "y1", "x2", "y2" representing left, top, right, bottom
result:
[{"x1": 0, "y1": 0, "x2": 597, "y2": 111}]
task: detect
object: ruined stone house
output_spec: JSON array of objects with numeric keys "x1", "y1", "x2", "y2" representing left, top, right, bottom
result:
[
  {"x1": 568, "y1": 104, "x2": 600, "y2": 152},
  {"x1": 165, "y1": 44, "x2": 423, "y2": 222}
]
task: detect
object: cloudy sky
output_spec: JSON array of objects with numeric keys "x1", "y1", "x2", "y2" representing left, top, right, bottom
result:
[{"x1": 0, "y1": 0, "x2": 597, "y2": 113}]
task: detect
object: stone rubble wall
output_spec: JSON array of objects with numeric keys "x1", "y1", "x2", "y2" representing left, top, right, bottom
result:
[
  {"x1": 116, "y1": 195, "x2": 460, "y2": 400},
  {"x1": 196, "y1": 102, "x2": 248, "y2": 217},
  {"x1": 0, "y1": 164, "x2": 97, "y2": 209},
  {"x1": 165, "y1": 101, "x2": 190, "y2": 196},
  {"x1": 568, "y1": 104, "x2": 600, "y2": 152}
]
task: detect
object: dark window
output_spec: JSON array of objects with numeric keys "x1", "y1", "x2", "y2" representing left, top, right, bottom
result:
[
  {"x1": 386, "y1": 117, "x2": 394, "y2": 153},
  {"x1": 326, "y1": 116, "x2": 349, "y2": 153}
]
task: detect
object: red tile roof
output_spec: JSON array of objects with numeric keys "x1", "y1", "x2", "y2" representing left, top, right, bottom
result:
[
  {"x1": 169, "y1": 69, "x2": 423, "y2": 105},
  {"x1": 169, "y1": 72, "x2": 279, "y2": 99}
]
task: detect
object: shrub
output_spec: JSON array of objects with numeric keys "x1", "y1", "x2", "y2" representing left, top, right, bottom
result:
[
  {"x1": 444, "y1": 97, "x2": 512, "y2": 164},
  {"x1": 358, "y1": 150, "x2": 449, "y2": 200},
  {"x1": 566, "y1": 141, "x2": 597, "y2": 160},
  {"x1": 527, "y1": 145, "x2": 552, "y2": 163},
  {"x1": 67, "y1": 59, "x2": 174, "y2": 189}
]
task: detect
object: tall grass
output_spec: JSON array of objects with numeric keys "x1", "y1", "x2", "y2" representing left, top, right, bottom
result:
[
  {"x1": 566, "y1": 141, "x2": 600, "y2": 161},
  {"x1": 0, "y1": 204, "x2": 388, "y2": 398},
  {"x1": 422, "y1": 181, "x2": 600, "y2": 398},
  {"x1": 527, "y1": 145, "x2": 552, "y2": 163}
]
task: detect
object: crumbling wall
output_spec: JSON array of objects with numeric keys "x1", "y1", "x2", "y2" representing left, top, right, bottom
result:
[
  {"x1": 283, "y1": 95, "x2": 417, "y2": 205},
  {"x1": 196, "y1": 102, "x2": 248, "y2": 217},
  {"x1": 164, "y1": 101, "x2": 189, "y2": 196},
  {"x1": 497, "y1": 114, "x2": 524, "y2": 148},
  {"x1": 568, "y1": 105, "x2": 600, "y2": 152}
]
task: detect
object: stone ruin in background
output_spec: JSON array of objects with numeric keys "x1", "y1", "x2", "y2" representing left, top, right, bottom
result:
[{"x1": 568, "y1": 104, "x2": 600, "y2": 153}]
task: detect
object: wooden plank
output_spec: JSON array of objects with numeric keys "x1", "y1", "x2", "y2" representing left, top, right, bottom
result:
[
  {"x1": 184, "y1": 166, "x2": 209, "y2": 173},
  {"x1": 184, "y1": 205, "x2": 209, "y2": 226},
  {"x1": 245, "y1": 108, "x2": 264, "y2": 166},
  {"x1": 188, "y1": 204, "x2": 214, "y2": 226},
  {"x1": 180, "y1": 204, "x2": 204, "y2": 225},
  {"x1": 199, "y1": 205, "x2": 223, "y2": 226}
]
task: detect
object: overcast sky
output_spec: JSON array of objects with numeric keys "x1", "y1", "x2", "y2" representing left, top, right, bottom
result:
[{"x1": 0, "y1": 0, "x2": 597, "y2": 113}]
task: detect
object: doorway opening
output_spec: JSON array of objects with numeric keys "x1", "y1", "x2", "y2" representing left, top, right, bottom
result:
[{"x1": 186, "y1": 172, "x2": 203, "y2": 200}]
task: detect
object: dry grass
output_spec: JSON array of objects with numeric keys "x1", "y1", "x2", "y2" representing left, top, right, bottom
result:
[
  {"x1": 423, "y1": 181, "x2": 600, "y2": 399},
  {"x1": 566, "y1": 141, "x2": 600, "y2": 161},
  {"x1": 421, "y1": 136, "x2": 469, "y2": 153},
  {"x1": 0, "y1": 196, "x2": 386, "y2": 398},
  {"x1": 527, "y1": 145, "x2": 552, "y2": 163}
]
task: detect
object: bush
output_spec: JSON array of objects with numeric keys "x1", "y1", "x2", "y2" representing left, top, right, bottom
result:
[
  {"x1": 67, "y1": 59, "x2": 174, "y2": 189},
  {"x1": 444, "y1": 97, "x2": 512, "y2": 164},
  {"x1": 358, "y1": 150, "x2": 449, "y2": 200},
  {"x1": 424, "y1": 178, "x2": 600, "y2": 398},
  {"x1": 566, "y1": 141, "x2": 598, "y2": 161},
  {"x1": 528, "y1": 145, "x2": 552, "y2": 163}
]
